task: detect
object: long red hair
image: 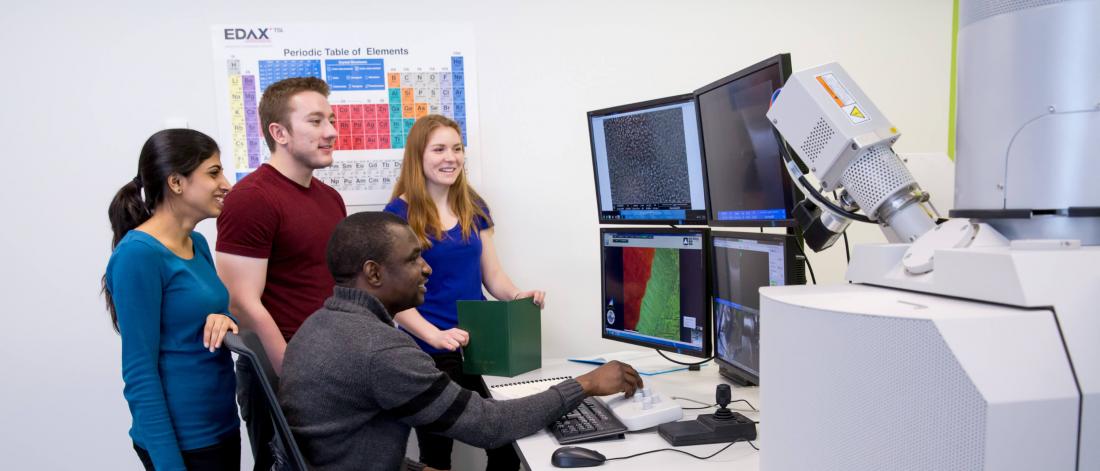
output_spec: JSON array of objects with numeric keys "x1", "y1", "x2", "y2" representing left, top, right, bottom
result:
[{"x1": 391, "y1": 114, "x2": 489, "y2": 247}]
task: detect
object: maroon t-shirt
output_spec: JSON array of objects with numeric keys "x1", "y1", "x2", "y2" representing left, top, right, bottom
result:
[{"x1": 216, "y1": 164, "x2": 346, "y2": 340}]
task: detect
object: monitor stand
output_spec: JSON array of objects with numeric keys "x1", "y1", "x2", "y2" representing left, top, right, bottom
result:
[{"x1": 718, "y1": 363, "x2": 758, "y2": 387}]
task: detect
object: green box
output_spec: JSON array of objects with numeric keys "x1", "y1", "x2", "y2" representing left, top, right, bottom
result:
[{"x1": 457, "y1": 298, "x2": 541, "y2": 377}]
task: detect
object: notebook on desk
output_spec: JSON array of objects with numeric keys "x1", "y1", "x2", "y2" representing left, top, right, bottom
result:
[{"x1": 489, "y1": 376, "x2": 573, "y2": 400}]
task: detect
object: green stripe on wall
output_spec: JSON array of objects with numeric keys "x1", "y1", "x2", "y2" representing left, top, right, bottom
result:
[{"x1": 948, "y1": 0, "x2": 959, "y2": 160}]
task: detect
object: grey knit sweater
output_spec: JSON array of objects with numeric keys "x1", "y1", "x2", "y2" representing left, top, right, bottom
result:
[{"x1": 279, "y1": 286, "x2": 586, "y2": 471}]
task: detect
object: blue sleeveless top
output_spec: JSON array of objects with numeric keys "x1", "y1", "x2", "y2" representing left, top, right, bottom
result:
[{"x1": 383, "y1": 198, "x2": 492, "y2": 354}]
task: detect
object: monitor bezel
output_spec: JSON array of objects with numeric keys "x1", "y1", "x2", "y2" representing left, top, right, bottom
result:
[
  {"x1": 588, "y1": 94, "x2": 710, "y2": 226},
  {"x1": 709, "y1": 229, "x2": 804, "y2": 385},
  {"x1": 693, "y1": 53, "x2": 802, "y2": 228},
  {"x1": 599, "y1": 226, "x2": 712, "y2": 359}
]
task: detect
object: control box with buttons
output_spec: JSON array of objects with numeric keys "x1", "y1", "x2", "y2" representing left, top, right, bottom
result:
[{"x1": 602, "y1": 387, "x2": 684, "y2": 431}]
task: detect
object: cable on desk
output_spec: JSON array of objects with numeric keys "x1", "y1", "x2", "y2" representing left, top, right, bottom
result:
[
  {"x1": 672, "y1": 396, "x2": 712, "y2": 407},
  {"x1": 655, "y1": 349, "x2": 713, "y2": 367},
  {"x1": 605, "y1": 439, "x2": 756, "y2": 462},
  {"x1": 672, "y1": 396, "x2": 715, "y2": 410},
  {"x1": 672, "y1": 396, "x2": 758, "y2": 412},
  {"x1": 730, "y1": 399, "x2": 758, "y2": 411}
]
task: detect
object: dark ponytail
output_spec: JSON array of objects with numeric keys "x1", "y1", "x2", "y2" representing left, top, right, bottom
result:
[
  {"x1": 107, "y1": 177, "x2": 152, "y2": 248},
  {"x1": 102, "y1": 129, "x2": 220, "y2": 332}
]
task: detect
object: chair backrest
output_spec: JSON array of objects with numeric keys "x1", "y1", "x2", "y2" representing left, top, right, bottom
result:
[{"x1": 224, "y1": 331, "x2": 309, "y2": 471}]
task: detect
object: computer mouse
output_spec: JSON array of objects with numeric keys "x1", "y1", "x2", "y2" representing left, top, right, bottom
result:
[{"x1": 551, "y1": 446, "x2": 607, "y2": 468}]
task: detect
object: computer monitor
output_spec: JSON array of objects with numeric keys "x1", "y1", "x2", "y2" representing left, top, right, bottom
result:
[
  {"x1": 600, "y1": 228, "x2": 711, "y2": 358},
  {"x1": 710, "y1": 231, "x2": 805, "y2": 385},
  {"x1": 589, "y1": 94, "x2": 708, "y2": 225},
  {"x1": 695, "y1": 53, "x2": 800, "y2": 226}
]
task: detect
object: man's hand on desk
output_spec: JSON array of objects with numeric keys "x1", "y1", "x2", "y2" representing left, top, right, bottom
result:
[{"x1": 576, "y1": 361, "x2": 643, "y2": 397}]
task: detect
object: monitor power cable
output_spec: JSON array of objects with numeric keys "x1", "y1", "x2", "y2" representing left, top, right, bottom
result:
[{"x1": 655, "y1": 349, "x2": 713, "y2": 370}]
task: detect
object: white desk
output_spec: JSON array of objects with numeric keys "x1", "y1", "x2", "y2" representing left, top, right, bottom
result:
[{"x1": 483, "y1": 356, "x2": 762, "y2": 470}]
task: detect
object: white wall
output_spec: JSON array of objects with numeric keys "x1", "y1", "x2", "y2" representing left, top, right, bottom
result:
[{"x1": 0, "y1": 0, "x2": 952, "y2": 468}]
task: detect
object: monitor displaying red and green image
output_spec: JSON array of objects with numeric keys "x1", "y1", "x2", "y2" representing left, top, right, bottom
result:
[{"x1": 600, "y1": 228, "x2": 710, "y2": 358}]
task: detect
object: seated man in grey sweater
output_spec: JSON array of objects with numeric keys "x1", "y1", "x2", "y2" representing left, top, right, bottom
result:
[{"x1": 279, "y1": 211, "x2": 643, "y2": 471}]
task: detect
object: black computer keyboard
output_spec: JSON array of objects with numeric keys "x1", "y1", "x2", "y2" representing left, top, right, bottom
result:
[{"x1": 548, "y1": 397, "x2": 627, "y2": 444}]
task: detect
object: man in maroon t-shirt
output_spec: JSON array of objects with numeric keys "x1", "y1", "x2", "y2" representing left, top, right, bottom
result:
[{"x1": 215, "y1": 77, "x2": 345, "y2": 470}]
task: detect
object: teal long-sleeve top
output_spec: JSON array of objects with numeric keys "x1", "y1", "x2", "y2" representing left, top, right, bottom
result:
[{"x1": 105, "y1": 231, "x2": 239, "y2": 471}]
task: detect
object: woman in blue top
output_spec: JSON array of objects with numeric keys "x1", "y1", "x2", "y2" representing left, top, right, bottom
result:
[
  {"x1": 102, "y1": 129, "x2": 240, "y2": 471},
  {"x1": 385, "y1": 115, "x2": 545, "y2": 470}
]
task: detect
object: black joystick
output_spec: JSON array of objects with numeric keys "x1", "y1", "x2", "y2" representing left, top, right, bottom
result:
[
  {"x1": 712, "y1": 384, "x2": 734, "y2": 420},
  {"x1": 656, "y1": 383, "x2": 757, "y2": 446}
]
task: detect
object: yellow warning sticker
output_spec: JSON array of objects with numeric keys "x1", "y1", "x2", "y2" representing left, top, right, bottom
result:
[{"x1": 843, "y1": 104, "x2": 870, "y2": 124}]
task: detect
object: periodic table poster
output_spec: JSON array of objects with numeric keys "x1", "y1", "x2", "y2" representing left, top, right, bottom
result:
[{"x1": 210, "y1": 23, "x2": 479, "y2": 206}]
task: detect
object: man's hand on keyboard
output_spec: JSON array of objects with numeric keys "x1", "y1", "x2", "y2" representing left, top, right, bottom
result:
[{"x1": 576, "y1": 361, "x2": 643, "y2": 397}]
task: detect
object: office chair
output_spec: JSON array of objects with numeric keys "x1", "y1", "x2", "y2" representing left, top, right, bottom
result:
[{"x1": 224, "y1": 331, "x2": 309, "y2": 471}]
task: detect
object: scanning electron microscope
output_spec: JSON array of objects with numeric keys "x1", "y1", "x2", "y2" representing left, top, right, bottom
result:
[{"x1": 758, "y1": 1, "x2": 1100, "y2": 469}]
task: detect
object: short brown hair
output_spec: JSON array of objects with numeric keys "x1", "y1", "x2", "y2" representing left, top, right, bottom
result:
[{"x1": 258, "y1": 77, "x2": 331, "y2": 151}]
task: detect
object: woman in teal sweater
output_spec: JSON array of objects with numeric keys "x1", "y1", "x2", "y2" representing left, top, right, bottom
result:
[{"x1": 103, "y1": 129, "x2": 240, "y2": 470}]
